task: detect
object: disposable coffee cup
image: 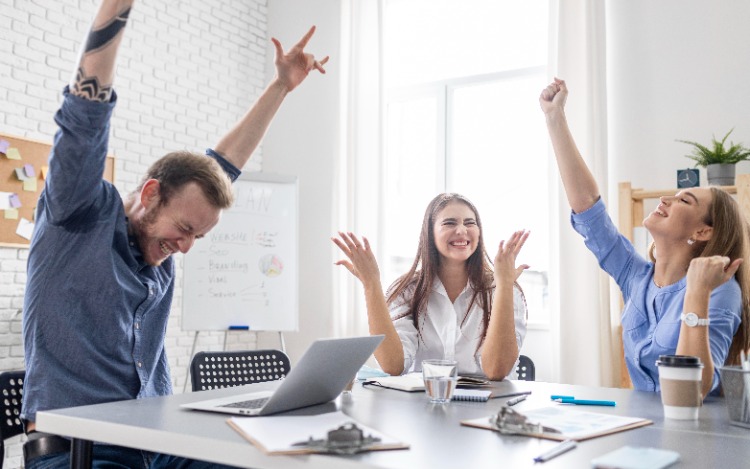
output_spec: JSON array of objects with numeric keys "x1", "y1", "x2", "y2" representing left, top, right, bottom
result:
[{"x1": 656, "y1": 355, "x2": 703, "y2": 420}]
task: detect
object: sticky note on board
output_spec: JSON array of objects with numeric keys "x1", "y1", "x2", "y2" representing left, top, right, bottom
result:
[
  {"x1": 6, "y1": 148, "x2": 21, "y2": 160},
  {"x1": 16, "y1": 218, "x2": 34, "y2": 240},
  {"x1": 41, "y1": 166, "x2": 49, "y2": 180},
  {"x1": 0, "y1": 140, "x2": 9, "y2": 154},
  {"x1": 4, "y1": 208, "x2": 18, "y2": 220},
  {"x1": 9, "y1": 194, "x2": 21, "y2": 208},
  {"x1": 0, "y1": 192, "x2": 11, "y2": 210},
  {"x1": 15, "y1": 168, "x2": 27, "y2": 181},
  {"x1": 23, "y1": 178, "x2": 37, "y2": 191},
  {"x1": 24, "y1": 164, "x2": 35, "y2": 178}
]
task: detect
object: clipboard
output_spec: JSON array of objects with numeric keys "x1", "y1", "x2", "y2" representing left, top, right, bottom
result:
[
  {"x1": 461, "y1": 405, "x2": 652, "y2": 442},
  {"x1": 228, "y1": 411, "x2": 409, "y2": 455}
]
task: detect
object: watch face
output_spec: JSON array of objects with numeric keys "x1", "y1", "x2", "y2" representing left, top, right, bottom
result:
[
  {"x1": 683, "y1": 312, "x2": 699, "y2": 327},
  {"x1": 677, "y1": 169, "x2": 700, "y2": 188}
]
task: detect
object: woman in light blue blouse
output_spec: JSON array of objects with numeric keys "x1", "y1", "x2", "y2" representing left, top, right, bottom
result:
[{"x1": 540, "y1": 78, "x2": 750, "y2": 398}]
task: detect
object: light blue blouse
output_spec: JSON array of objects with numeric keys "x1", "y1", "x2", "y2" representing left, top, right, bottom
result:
[{"x1": 571, "y1": 199, "x2": 741, "y2": 392}]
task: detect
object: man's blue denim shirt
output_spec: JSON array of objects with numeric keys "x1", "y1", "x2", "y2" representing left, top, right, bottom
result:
[
  {"x1": 571, "y1": 199, "x2": 741, "y2": 393},
  {"x1": 21, "y1": 88, "x2": 239, "y2": 422}
]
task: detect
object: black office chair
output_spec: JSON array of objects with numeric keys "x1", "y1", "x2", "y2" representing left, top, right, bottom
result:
[
  {"x1": 190, "y1": 350, "x2": 291, "y2": 392},
  {"x1": 516, "y1": 355, "x2": 535, "y2": 381},
  {"x1": 0, "y1": 370, "x2": 25, "y2": 467}
]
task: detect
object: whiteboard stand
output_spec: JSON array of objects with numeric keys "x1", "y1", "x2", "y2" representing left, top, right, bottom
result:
[
  {"x1": 182, "y1": 330, "x2": 201, "y2": 393},
  {"x1": 278, "y1": 331, "x2": 286, "y2": 355}
]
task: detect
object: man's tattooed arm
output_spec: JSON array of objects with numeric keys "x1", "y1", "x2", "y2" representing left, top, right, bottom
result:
[{"x1": 70, "y1": 3, "x2": 132, "y2": 102}]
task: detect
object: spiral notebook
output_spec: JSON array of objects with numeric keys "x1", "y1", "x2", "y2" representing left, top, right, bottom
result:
[{"x1": 452, "y1": 389, "x2": 492, "y2": 402}]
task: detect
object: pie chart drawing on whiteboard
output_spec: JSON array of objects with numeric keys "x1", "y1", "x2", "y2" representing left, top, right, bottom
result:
[{"x1": 259, "y1": 254, "x2": 284, "y2": 278}]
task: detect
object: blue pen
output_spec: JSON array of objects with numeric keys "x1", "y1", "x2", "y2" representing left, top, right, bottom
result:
[
  {"x1": 551, "y1": 395, "x2": 616, "y2": 406},
  {"x1": 228, "y1": 325, "x2": 250, "y2": 330}
]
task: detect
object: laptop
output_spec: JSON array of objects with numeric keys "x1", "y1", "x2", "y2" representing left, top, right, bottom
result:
[{"x1": 181, "y1": 335, "x2": 384, "y2": 416}]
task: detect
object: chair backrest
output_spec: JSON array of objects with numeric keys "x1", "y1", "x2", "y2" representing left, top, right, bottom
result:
[
  {"x1": 190, "y1": 350, "x2": 291, "y2": 392},
  {"x1": 0, "y1": 370, "x2": 25, "y2": 466},
  {"x1": 516, "y1": 355, "x2": 535, "y2": 381}
]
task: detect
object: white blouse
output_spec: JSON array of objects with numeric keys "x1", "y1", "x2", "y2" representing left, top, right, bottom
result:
[{"x1": 387, "y1": 276, "x2": 527, "y2": 379}]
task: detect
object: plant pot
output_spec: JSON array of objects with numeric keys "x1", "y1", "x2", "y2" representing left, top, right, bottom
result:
[{"x1": 706, "y1": 163, "x2": 736, "y2": 186}]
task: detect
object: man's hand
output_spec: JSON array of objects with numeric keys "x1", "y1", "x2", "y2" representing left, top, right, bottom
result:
[{"x1": 272, "y1": 26, "x2": 329, "y2": 93}]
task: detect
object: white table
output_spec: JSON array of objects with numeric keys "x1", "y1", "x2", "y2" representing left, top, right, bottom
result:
[{"x1": 37, "y1": 380, "x2": 750, "y2": 468}]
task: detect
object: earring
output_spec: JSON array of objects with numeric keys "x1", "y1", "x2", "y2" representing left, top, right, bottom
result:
[{"x1": 687, "y1": 238, "x2": 695, "y2": 245}]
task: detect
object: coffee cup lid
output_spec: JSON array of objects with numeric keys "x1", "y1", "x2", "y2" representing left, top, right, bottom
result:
[{"x1": 655, "y1": 355, "x2": 703, "y2": 368}]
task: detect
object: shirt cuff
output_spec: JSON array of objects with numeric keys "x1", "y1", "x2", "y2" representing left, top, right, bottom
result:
[
  {"x1": 205, "y1": 148, "x2": 241, "y2": 182},
  {"x1": 59, "y1": 85, "x2": 117, "y2": 130}
]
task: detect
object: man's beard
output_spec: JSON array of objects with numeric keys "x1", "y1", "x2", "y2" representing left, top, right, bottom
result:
[{"x1": 134, "y1": 204, "x2": 165, "y2": 266}]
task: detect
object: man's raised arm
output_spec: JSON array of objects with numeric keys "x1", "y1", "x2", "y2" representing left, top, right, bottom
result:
[
  {"x1": 70, "y1": 0, "x2": 133, "y2": 102},
  {"x1": 213, "y1": 26, "x2": 329, "y2": 170}
]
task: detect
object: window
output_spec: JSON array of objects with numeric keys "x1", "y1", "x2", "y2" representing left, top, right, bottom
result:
[{"x1": 382, "y1": 0, "x2": 550, "y2": 324}]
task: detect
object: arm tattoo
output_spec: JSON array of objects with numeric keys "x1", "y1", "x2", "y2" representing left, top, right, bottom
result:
[
  {"x1": 85, "y1": 7, "x2": 131, "y2": 54},
  {"x1": 71, "y1": 7, "x2": 131, "y2": 102},
  {"x1": 72, "y1": 67, "x2": 113, "y2": 102}
]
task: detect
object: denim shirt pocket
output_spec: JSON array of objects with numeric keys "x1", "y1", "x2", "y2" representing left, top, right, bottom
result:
[
  {"x1": 654, "y1": 318, "x2": 680, "y2": 350},
  {"x1": 621, "y1": 301, "x2": 648, "y2": 332}
]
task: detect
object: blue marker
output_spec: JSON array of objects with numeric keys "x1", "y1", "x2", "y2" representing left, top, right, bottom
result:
[
  {"x1": 228, "y1": 325, "x2": 250, "y2": 330},
  {"x1": 551, "y1": 395, "x2": 616, "y2": 406}
]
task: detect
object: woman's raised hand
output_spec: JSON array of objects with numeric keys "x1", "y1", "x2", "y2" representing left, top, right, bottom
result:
[
  {"x1": 332, "y1": 231, "x2": 381, "y2": 286},
  {"x1": 494, "y1": 230, "x2": 530, "y2": 283},
  {"x1": 686, "y1": 256, "x2": 743, "y2": 293},
  {"x1": 539, "y1": 77, "x2": 567, "y2": 115}
]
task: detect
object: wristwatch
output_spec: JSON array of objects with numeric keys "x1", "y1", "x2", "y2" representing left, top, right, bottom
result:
[{"x1": 680, "y1": 312, "x2": 710, "y2": 327}]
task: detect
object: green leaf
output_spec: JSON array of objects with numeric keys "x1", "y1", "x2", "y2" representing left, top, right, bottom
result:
[{"x1": 677, "y1": 128, "x2": 750, "y2": 166}]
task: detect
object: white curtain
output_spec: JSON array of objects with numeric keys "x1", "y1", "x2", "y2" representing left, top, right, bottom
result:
[
  {"x1": 549, "y1": 0, "x2": 618, "y2": 386},
  {"x1": 333, "y1": 0, "x2": 384, "y2": 339}
]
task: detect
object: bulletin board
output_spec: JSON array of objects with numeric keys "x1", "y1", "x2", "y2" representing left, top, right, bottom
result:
[{"x1": 0, "y1": 133, "x2": 115, "y2": 248}]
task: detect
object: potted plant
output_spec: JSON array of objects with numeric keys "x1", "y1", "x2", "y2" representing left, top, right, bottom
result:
[{"x1": 678, "y1": 129, "x2": 750, "y2": 186}]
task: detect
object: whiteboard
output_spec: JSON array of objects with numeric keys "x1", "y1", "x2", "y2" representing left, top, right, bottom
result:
[{"x1": 182, "y1": 172, "x2": 298, "y2": 331}]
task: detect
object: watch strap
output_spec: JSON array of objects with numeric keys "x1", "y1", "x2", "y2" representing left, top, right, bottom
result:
[{"x1": 681, "y1": 312, "x2": 710, "y2": 326}]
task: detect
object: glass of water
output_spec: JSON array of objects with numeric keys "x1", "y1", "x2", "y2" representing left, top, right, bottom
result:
[{"x1": 422, "y1": 359, "x2": 458, "y2": 404}]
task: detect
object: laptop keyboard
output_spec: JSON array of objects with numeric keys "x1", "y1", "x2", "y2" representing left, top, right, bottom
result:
[{"x1": 221, "y1": 397, "x2": 269, "y2": 409}]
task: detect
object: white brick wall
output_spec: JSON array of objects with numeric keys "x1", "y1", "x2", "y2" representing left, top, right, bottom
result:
[{"x1": 1, "y1": 1, "x2": 267, "y2": 466}]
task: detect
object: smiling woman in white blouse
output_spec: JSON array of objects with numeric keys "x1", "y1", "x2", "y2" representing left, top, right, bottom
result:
[{"x1": 332, "y1": 193, "x2": 528, "y2": 380}]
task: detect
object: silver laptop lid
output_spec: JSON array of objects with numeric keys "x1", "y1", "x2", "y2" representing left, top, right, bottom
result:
[
  {"x1": 259, "y1": 335, "x2": 383, "y2": 415},
  {"x1": 181, "y1": 335, "x2": 384, "y2": 416}
]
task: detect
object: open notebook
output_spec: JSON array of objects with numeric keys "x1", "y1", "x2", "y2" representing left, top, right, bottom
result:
[{"x1": 363, "y1": 372, "x2": 531, "y2": 401}]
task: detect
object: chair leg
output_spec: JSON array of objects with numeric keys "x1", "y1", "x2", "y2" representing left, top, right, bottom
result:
[{"x1": 69, "y1": 439, "x2": 93, "y2": 469}]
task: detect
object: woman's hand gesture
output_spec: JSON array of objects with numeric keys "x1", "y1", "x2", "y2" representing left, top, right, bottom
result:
[
  {"x1": 686, "y1": 255, "x2": 743, "y2": 294},
  {"x1": 494, "y1": 230, "x2": 530, "y2": 284},
  {"x1": 332, "y1": 231, "x2": 381, "y2": 287},
  {"x1": 539, "y1": 77, "x2": 567, "y2": 115}
]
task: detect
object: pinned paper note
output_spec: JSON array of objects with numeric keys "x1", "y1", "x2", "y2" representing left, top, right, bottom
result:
[
  {"x1": 15, "y1": 168, "x2": 27, "y2": 181},
  {"x1": 23, "y1": 178, "x2": 37, "y2": 191},
  {"x1": 24, "y1": 164, "x2": 35, "y2": 178},
  {"x1": 0, "y1": 192, "x2": 11, "y2": 210},
  {"x1": 9, "y1": 194, "x2": 21, "y2": 209},
  {"x1": 0, "y1": 140, "x2": 9, "y2": 154},
  {"x1": 6, "y1": 148, "x2": 21, "y2": 160},
  {"x1": 4, "y1": 208, "x2": 18, "y2": 220},
  {"x1": 16, "y1": 218, "x2": 34, "y2": 240},
  {"x1": 41, "y1": 166, "x2": 49, "y2": 180}
]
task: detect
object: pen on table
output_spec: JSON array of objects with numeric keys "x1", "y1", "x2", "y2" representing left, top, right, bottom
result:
[
  {"x1": 506, "y1": 394, "x2": 528, "y2": 406},
  {"x1": 533, "y1": 439, "x2": 577, "y2": 463},
  {"x1": 228, "y1": 325, "x2": 250, "y2": 330},
  {"x1": 550, "y1": 395, "x2": 616, "y2": 407}
]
